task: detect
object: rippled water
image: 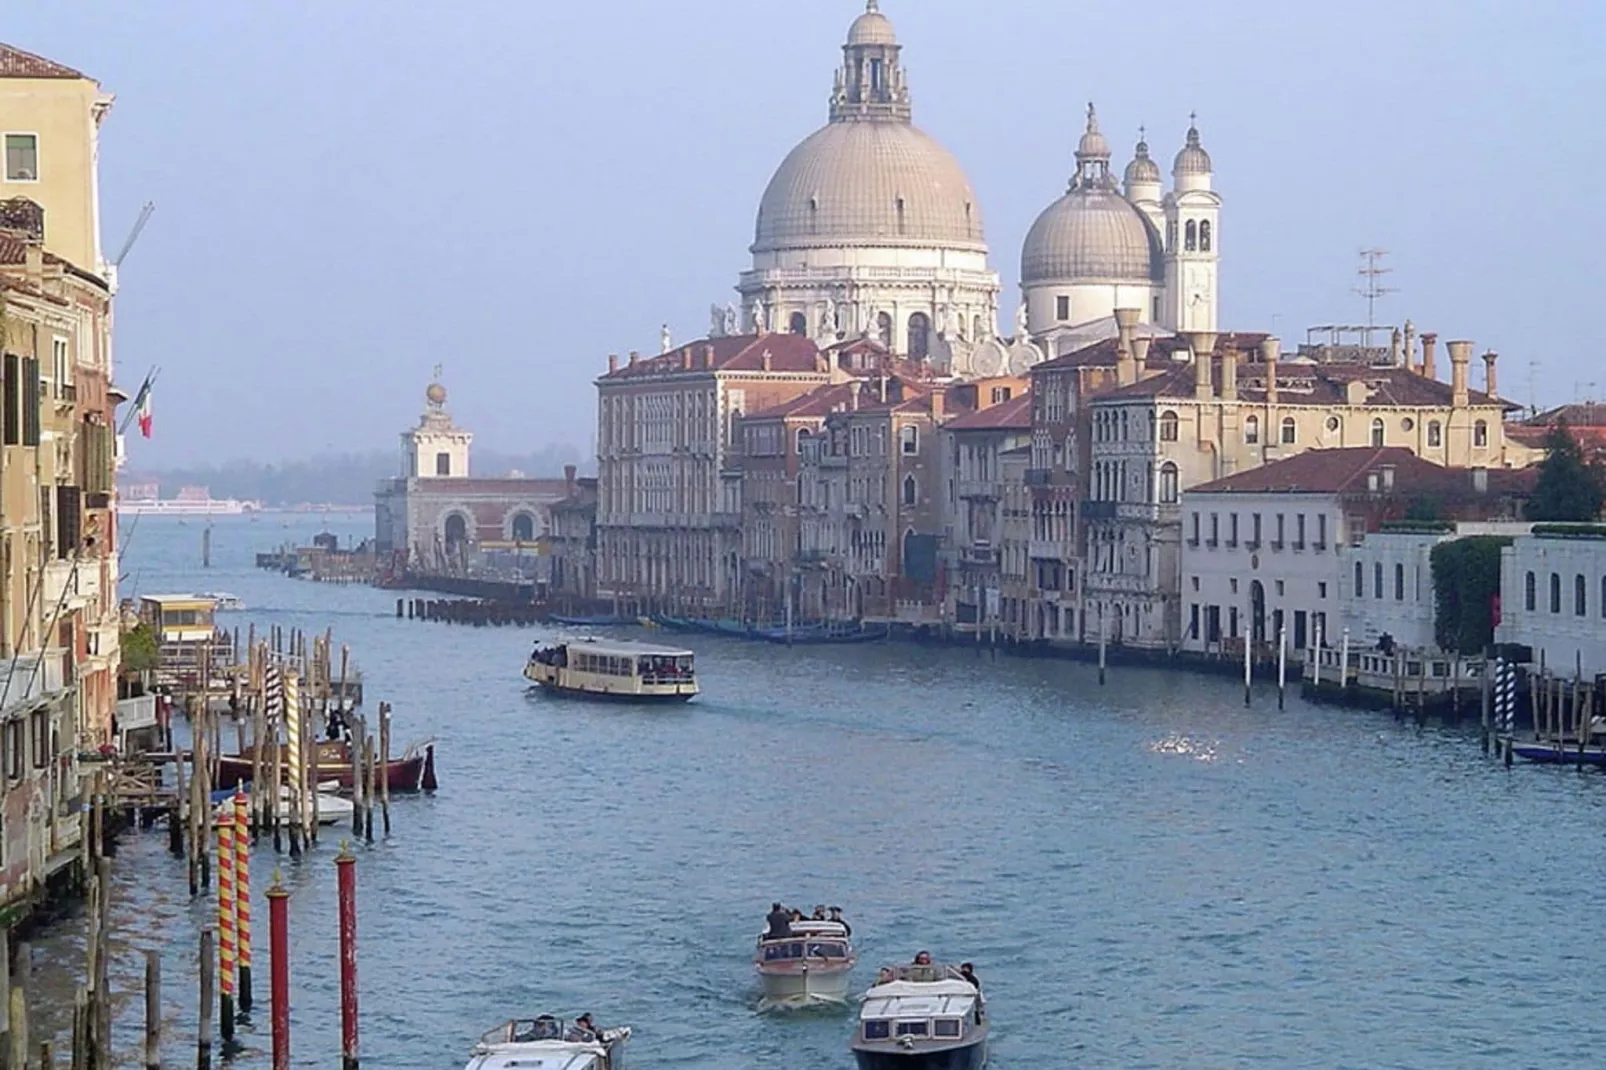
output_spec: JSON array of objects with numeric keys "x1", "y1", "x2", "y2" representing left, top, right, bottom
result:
[{"x1": 26, "y1": 513, "x2": 1606, "y2": 1068}]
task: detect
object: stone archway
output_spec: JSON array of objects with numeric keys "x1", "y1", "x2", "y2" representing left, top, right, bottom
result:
[
  {"x1": 908, "y1": 312, "x2": 931, "y2": 359},
  {"x1": 444, "y1": 512, "x2": 469, "y2": 550},
  {"x1": 510, "y1": 512, "x2": 536, "y2": 543}
]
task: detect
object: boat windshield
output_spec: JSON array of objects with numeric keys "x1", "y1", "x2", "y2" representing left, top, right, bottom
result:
[
  {"x1": 873, "y1": 964, "x2": 965, "y2": 985},
  {"x1": 483, "y1": 1017, "x2": 567, "y2": 1044},
  {"x1": 760, "y1": 940, "x2": 850, "y2": 962}
]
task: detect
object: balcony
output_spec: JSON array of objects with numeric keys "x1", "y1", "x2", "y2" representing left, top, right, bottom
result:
[
  {"x1": 42, "y1": 559, "x2": 82, "y2": 609},
  {"x1": 960, "y1": 542, "x2": 998, "y2": 565},
  {"x1": 843, "y1": 502, "x2": 867, "y2": 519},
  {"x1": 1029, "y1": 539, "x2": 1070, "y2": 561},
  {"x1": 0, "y1": 650, "x2": 69, "y2": 714},
  {"x1": 1079, "y1": 500, "x2": 1117, "y2": 521},
  {"x1": 1312, "y1": 541, "x2": 1328, "y2": 552},
  {"x1": 956, "y1": 480, "x2": 1000, "y2": 501},
  {"x1": 1245, "y1": 540, "x2": 1261, "y2": 552},
  {"x1": 1270, "y1": 540, "x2": 1284, "y2": 551}
]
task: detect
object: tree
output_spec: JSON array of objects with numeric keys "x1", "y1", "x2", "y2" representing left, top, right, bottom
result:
[
  {"x1": 120, "y1": 622, "x2": 159, "y2": 675},
  {"x1": 1430, "y1": 536, "x2": 1512, "y2": 654},
  {"x1": 1529, "y1": 418, "x2": 1606, "y2": 521}
]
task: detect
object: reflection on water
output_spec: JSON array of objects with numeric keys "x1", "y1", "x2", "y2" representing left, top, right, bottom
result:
[{"x1": 24, "y1": 514, "x2": 1606, "y2": 1068}]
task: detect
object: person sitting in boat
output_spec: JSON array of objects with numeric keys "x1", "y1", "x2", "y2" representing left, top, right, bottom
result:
[
  {"x1": 811, "y1": 905, "x2": 827, "y2": 921},
  {"x1": 530, "y1": 1015, "x2": 562, "y2": 1040},
  {"x1": 959, "y1": 963, "x2": 981, "y2": 990},
  {"x1": 789, "y1": 908, "x2": 805, "y2": 924},
  {"x1": 828, "y1": 905, "x2": 851, "y2": 936},
  {"x1": 876, "y1": 967, "x2": 897, "y2": 985},
  {"x1": 912, "y1": 950, "x2": 933, "y2": 966},
  {"x1": 766, "y1": 902, "x2": 792, "y2": 939},
  {"x1": 564, "y1": 1013, "x2": 598, "y2": 1043}
]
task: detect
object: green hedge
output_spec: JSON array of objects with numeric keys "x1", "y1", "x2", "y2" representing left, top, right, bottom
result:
[{"x1": 1430, "y1": 536, "x2": 1513, "y2": 654}]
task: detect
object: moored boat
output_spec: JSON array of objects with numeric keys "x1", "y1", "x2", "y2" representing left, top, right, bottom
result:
[
  {"x1": 756, "y1": 917, "x2": 857, "y2": 1007},
  {"x1": 464, "y1": 1016, "x2": 630, "y2": 1070},
  {"x1": 852, "y1": 962, "x2": 987, "y2": 1069},
  {"x1": 525, "y1": 638, "x2": 697, "y2": 702},
  {"x1": 212, "y1": 784, "x2": 354, "y2": 827},
  {"x1": 213, "y1": 738, "x2": 435, "y2": 793}
]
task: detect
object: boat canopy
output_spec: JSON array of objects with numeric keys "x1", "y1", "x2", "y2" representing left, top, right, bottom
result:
[
  {"x1": 559, "y1": 638, "x2": 693, "y2": 658},
  {"x1": 758, "y1": 919, "x2": 849, "y2": 942}
]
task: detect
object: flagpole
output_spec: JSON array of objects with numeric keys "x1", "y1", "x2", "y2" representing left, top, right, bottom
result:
[{"x1": 118, "y1": 366, "x2": 161, "y2": 436}]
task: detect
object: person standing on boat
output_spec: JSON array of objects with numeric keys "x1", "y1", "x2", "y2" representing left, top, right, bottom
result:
[
  {"x1": 566, "y1": 1014, "x2": 598, "y2": 1042},
  {"x1": 912, "y1": 950, "x2": 933, "y2": 966},
  {"x1": 959, "y1": 963, "x2": 981, "y2": 990},
  {"x1": 829, "y1": 905, "x2": 851, "y2": 936},
  {"x1": 811, "y1": 905, "x2": 827, "y2": 921},
  {"x1": 766, "y1": 902, "x2": 792, "y2": 939}
]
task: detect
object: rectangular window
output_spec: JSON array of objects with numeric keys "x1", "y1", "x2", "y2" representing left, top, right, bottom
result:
[
  {"x1": 435, "y1": 452, "x2": 451, "y2": 476},
  {"x1": 1252, "y1": 513, "x2": 1262, "y2": 546},
  {"x1": 1190, "y1": 512, "x2": 1200, "y2": 544},
  {"x1": 1318, "y1": 581, "x2": 1328, "y2": 599},
  {"x1": 4, "y1": 721, "x2": 23, "y2": 781},
  {"x1": 56, "y1": 485, "x2": 81, "y2": 559},
  {"x1": 4, "y1": 134, "x2": 38, "y2": 181},
  {"x1": 1374, "y1": 562, "x2": 1385, "y2": 599},
  {"x1": 21, "y1": 357, "x2": 40, "y2": 447},
  {"x1": 1316, "y1": 514, "x2": 1328, "y2": 550},
  {"x1": 30, "y1": 710, "x2": 48, "y2": 769},
  {"x1": 1274, "y1": 513, "x2": 1285, "y2": 549},
  {"x1": 1228, "y1": 513, "x2": 1239, "y2": 547},
  {"x1": 2, "y1": 354, "x2": 17, "y2": 446},
  {"x1": 1209, "y1": 513, "x2": 1219, "y2": 546},
  {"x1": 1056, "y1": 295, "x2": 1070, "y2": 321},
  {"x1": 1295, "y1": 513, "x2": 1306, "y2": 550}
]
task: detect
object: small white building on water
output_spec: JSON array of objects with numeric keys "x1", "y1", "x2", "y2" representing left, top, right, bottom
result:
[{"x1": 1496, "y1": 529, "x2": 1606, "y2": 678}]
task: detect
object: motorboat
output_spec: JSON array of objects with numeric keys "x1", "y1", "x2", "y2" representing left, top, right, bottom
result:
[
  {"x1": 852, "y1": 963, "x2": 987, "y2": 1069},
  {"x1": 204, "y1": 592, "x2": 245, "y2": 612},
  {"x1": 213, "y1": 784, "x2": 355, "y2": 827},
  {"x1": 525, "y1": 638, "x2": 697, "y2": 702},
  {"x1": 754, "y1": 918, "x2": 857, "y2": 1007},
  {"x1": 463, "y1": 1017, "x2": 630, "y2": 1070}
]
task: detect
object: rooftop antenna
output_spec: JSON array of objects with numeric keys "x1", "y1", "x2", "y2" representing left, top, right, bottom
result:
[
  {"x1": 1575, "y1": 380, "x2": 1597, "y2": 403},
  {"x1": 1353, "y1": 248, "x2": 1395, "y2": 346},
  {"x1": 1528, "y1": 359, "x2": 1539, "y2": 417}
]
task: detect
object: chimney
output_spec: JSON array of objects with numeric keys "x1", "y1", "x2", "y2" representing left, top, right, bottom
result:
[
  {"x1": 1421, "y1": 333, "x2": 1438, "y2": 380},
  {"x1": 761, "y1": 349, "x2": 772, "y2": 372},
  {"x1": 1403, "y1": 319, "x2": 1416, "y2": 373},
  {"x1": 681, "y1": 348, "x2": 692, "y2": 370},
  {"x1": 607, "y1": 353, "x2": 619, "y2": 374},
  {"x1": 1114, "y1": 307, "x2": 1140, "y2": 387},
  {"x1": 1446, "y1": 339, "x2": 1473, "y2": 408},
  {"x1": 1132, "y1": 335, "x2": 1152, "y2": 366},
  {"x1": 1483, "y1": 350, "x2": 1499, "y2": 398},
  {"x1": 1261, "y1": 337, "x2": 1281, "y2": 406},
  {"x1": 23, "y1": 242, "x2": 42, "y2": 284},
  {"x1": 1389, "y1": 327, "x2": 1401, "y2": 367},
  {"x1": 877, "y1": 376, "x2": 887, "y2": 403},
  {"x1": 564, "y1": 464, "x2": 577, "y2": 494},
  {"x1": 1219, "y1": 341, "x2": 1238, "y2": 401},
  {"x1": 850, "y1": 382, "x2": 861, "y2": 410},
  {"x1": 1186, "y1": 331, "x2": 1218, "y2": 400},
  {"x1": 931, "y1": 390, "x2": 945, "y2": 420},
  {"x1": 1471, "y1": 466, "x2": 1489, "y2": 494},
  {"x1": 628, "y1": 350, "x2": 640, "y2": 367}
]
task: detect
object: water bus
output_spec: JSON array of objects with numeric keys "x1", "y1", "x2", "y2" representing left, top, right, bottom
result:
[
  {"x1": 755, "y1": 918, "x2": 857, "y2": 1007},
  {"x1": 464, "y1": 1017, "x2": 630, "y2": 1070},
  {"x1": 524, "y1": 638, "x2": 698, "y2": 702},
  {"x1": 853, "y1": 963, "x2": 987, "y2": 1069}
]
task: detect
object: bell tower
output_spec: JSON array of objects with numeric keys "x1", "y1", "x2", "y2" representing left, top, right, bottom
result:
[
  {"x1": 1161, "y1": 117, "x2": 1222, "y2": 333},
  {"x1": 402, "y1": 379, "x2": 472, "y2": 479}
]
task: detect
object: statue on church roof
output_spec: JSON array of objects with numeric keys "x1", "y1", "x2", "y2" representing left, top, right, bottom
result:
[
  {"x1": 1015, "y1": 301, "x2": 1030, "y2": 340},
  {"x1": 661, "y1": 323, "x2": 672, "y2": 353},
  {"x1": 724, "y1": 302, "x2": 739, "y2": 337}
]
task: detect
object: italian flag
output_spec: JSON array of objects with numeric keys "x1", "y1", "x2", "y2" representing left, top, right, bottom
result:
[{"x1": 131, "y1": 376, "x2": 153, "y2": 438}]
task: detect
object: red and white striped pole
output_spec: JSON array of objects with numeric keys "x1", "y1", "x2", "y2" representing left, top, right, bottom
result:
[
  {"x1": 337, "y1": 844, "x2": 359, "y2": 1070},
  {"x1": 268, "y1": 875, "x2": 290, "y2": 1070},
  {"x1": 232, "y1": 790, "x2": 253, "y2": 1013},
  {"x1": 216, "y1": 813, "x2": 238, "y2": 1050}
]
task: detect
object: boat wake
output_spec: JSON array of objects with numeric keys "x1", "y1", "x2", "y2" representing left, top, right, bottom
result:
[{"x1": 755, "y1": 993, "x2": 851, "y2": 1016}]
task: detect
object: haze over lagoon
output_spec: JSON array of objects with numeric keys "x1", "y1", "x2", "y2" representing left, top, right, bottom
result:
[
  {"x1": 8, "y1": 0, "x2": 1603, "y2": 471},
  {"x1": 33, "y1": 513, "x2": 1606, "y2": 1068}
]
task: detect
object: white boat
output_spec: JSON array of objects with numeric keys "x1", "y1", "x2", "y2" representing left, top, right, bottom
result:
[
  {"x1": 755, "y1": 918, "x2": 857, "y2": 1007},
  {"x1": 204, "y1": 592, "x2": 245, "y2": 612},
  {"x1": 216, "y1": 785, "x2": 354, "y2": 828},
  {"x1": 117, "y1": 484, "x2": 260, "y2": 516},
  {"x1": 464, "y1": 1017, "x2": 630, "y2": 1070},
  {"x1": 524, "y1": 638, "x2": 698, "y2": 702},
  {"x1": 853, "y1": 963, "x2": 988, "y2": 1070}
]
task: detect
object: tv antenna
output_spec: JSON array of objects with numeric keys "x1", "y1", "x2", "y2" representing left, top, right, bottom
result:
[{"x1": 1353, "y1": 248, "x2": 1396, "y2": 345}]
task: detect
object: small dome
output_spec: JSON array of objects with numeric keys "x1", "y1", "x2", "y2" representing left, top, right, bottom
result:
[
  {"x1": 1174, "y1": 121, "x2": 1212, "y2": 175},
  {"x1": 1076, "y1": 103, "x2": 1111, "y2": 163},
  {"x1": 754, "y1": 120, "x2": 985, "y2": 253},
  {"x1": 1021, "y1": 188, "x2": 1164, "y2": 285},
  {"x1": 1124, "y1": 136, "x2": 1161, "y2": 186},
  {"x1": 426, "y1": 382, "x2": 447, "y2": 406},
  {"x1": 847, "y1": 2, "x2": 898, "y2": 46}
]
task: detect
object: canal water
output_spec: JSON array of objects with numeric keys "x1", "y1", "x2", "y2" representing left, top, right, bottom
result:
[{"x1": 28, "y1": 513, "x2": 1606, "y2": 1068}]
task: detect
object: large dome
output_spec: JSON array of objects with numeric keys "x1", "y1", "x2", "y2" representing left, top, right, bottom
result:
[
  {"x1": 753, "y1": 120, "x2": 986, "y2": 254},
  {"x1": 1021, "y1": 188, "x2": 1163, "y2": 285}
]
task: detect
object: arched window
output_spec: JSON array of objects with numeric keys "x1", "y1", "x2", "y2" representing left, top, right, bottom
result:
[
  {"x1": 1200, "y1": 220, "x2": 1212, "y2": 252},
  {"x1": 876, "y1": 311, "x2": 893, "y2": 345},
  {"x1": 1550, "y1": 572, "x2": 1562, "y2": 613},
  {"x1": 511, "y1": 513, "x2": 535, "y2": 543},
  {"x1": 907, "y1": 312, "x2": 931, "y2": 359},
  {"x1": 1394, "y1": 563, "x2": 1405, "y2": 601},
  {"x1": 1370, "y1": 418, "x2": 1385, "y2": 447},
  {"x1": 444, "y1": 513, "x2": 468, "y2": 548},
  {"x1": 1159, "y1": 410, "x2": 1179, "y2": 442},
  {"x1": 1185, "y1": 220, "x2": 1198, "y2": 251},
  {"x1": 1244, "y1": 415, "x2": 1260, "y2": 444},
  {"x1": 1525, "y1": 570, "x2": 1536, "y2": 611},
  {"x1": 1354, "y1": 561, "x2": 1364, "y2": 597},
  {"x1": 1159, "y1": 462, "x2": 1179, "y2": 504},
  {"x1": 972, "y1": 314, "x2": 983, "y2": 341},
  {"x1": 1473, "y1": 420, "x2": 1489, "y2": 448},
  {"x1": 1374, "y1": 562, "x2": 1384, "y2": 599},
  {"x1": 1280, "y1": 416, "x2": 1297, "y2": 445},
  {"x1": 899, "y1": 425, "x2": 919, "y2": 455},
  {"x1": 1427, "y1": 420, "x2": 1442, "y2": 448},
  {"x1": 901, "y1": 474, "x2": 917, "y2": 507},
  {"x1": 788, "y1": 311, "x2": 807, "y2": 335},
  {"x1": 1576, "y1": 574, "x2": 1588, "y2": 616}
]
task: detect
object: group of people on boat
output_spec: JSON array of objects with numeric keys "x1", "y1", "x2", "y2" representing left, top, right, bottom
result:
[
  {"x1": 529, "y1": 644, "x2": 570, "y2": 668},
  {"x1": 873, "y1": 954, "x2": 981, "y2": 991},
  {"x1": 764, "y1": 902, "x2": 850, "y2": 939},
  {"x1": 512, "y1": 1013, "x2": 601, "y2": 1044}
]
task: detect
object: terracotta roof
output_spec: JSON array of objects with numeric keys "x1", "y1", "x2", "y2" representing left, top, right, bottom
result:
[
  {"x1": 0, "y1": 42, "x2": 86, "y2": 80},
  {"x1": 1097, "y1": 357, "x2": 1516, "y2": 410},
  {"x1": 944, "y1": 391, "x2": 1032, "y2": 432},
  {"x1": 598, "y1": 334, "x2": 825, "y2": 381},
  {"x1": 1186, "y1": 447, "x2": 1534, "y2": 498},
  {"x1": 745, "y1": 381, "x2": 860, "y2": 421},
  {"x1": 1528, "y1": 403, "x2": 1606, "y2": 429}
]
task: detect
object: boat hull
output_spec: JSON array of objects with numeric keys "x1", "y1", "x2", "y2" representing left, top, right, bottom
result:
[
  {"x1": 528, "y1": 679, "x2": 696, "y2": 704},
  {"x1": 852, "y1": 1040, "x2": 987, "y2": 1070},
  {"x1": 523, "y1": 664, "x2": 697, "y2": 703},
  {"x1": 214, "y1": 748, "x2": 428, "y2": 793},
  {"x1": 757, "y1": 964, "x2": 855, "y2": 1006},
  {"x1": 1510, "y1": 742, "x2": 1606, "y2": 765}
]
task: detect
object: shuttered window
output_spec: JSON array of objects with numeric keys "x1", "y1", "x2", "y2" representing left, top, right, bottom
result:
[
  {"x1": 2, "y1": 354, "x2": 17, "y2": 445},
  {"x1": 21, "y1": 356, "x2": 40, "y2": 446},
  {"x1": 56, "y1": 485, "x2": 81, "y2": 558}
]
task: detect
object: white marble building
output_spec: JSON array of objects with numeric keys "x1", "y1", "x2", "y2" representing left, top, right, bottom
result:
[
  {"x1": 735, "y1": 2, "x2": 1001, "y2": 363},
  {"x1": 1496, "y1": 532, "x2": 1606, "y2": 677}
]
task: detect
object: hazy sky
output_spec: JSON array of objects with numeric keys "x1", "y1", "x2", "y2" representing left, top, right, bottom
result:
[{"x1": 9, "y1": 0, "x2": 1604, "y2": 468}]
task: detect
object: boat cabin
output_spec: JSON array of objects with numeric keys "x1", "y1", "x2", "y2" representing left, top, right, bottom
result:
[
  {"x1": 757, "y1": 919, "x2": 852, "y2": 963},
  {"x1": 860, "y1": 968, "x2": 984, "y2": 1046},
  {"x1": 139, "y1": 594, "x2": 218, "y2": 644},
  {"x1": 526, "y1": 638, "x2": 697, "y2": 701}
]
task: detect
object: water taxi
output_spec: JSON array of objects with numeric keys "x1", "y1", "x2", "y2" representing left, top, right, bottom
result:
[
  {"x1": 524, "y1": 638, "x2": 698, "y2": 702},
  {"x1": 852, "y1": 962, "x2": 987, "y2": 1069},
  {"x1": 464, "y1": 1017, "x2": 630, "y2": 1070},
  {"x1": 755, "y1": 918, "x2": 857, "y2": 1007}
]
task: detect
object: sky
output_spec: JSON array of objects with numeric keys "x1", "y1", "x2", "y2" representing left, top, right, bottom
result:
[{"x1": 7, "y1": 0, "x2": 1605, "y2": 468}]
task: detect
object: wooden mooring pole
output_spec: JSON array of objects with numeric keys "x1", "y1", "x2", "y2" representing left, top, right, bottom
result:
[
  {"x1": 197, "y1": 929, "x2": 214, "y2": 1070},
  {"x1": 144, "y1": 951, "x2": 162, "y2": 1070}
]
